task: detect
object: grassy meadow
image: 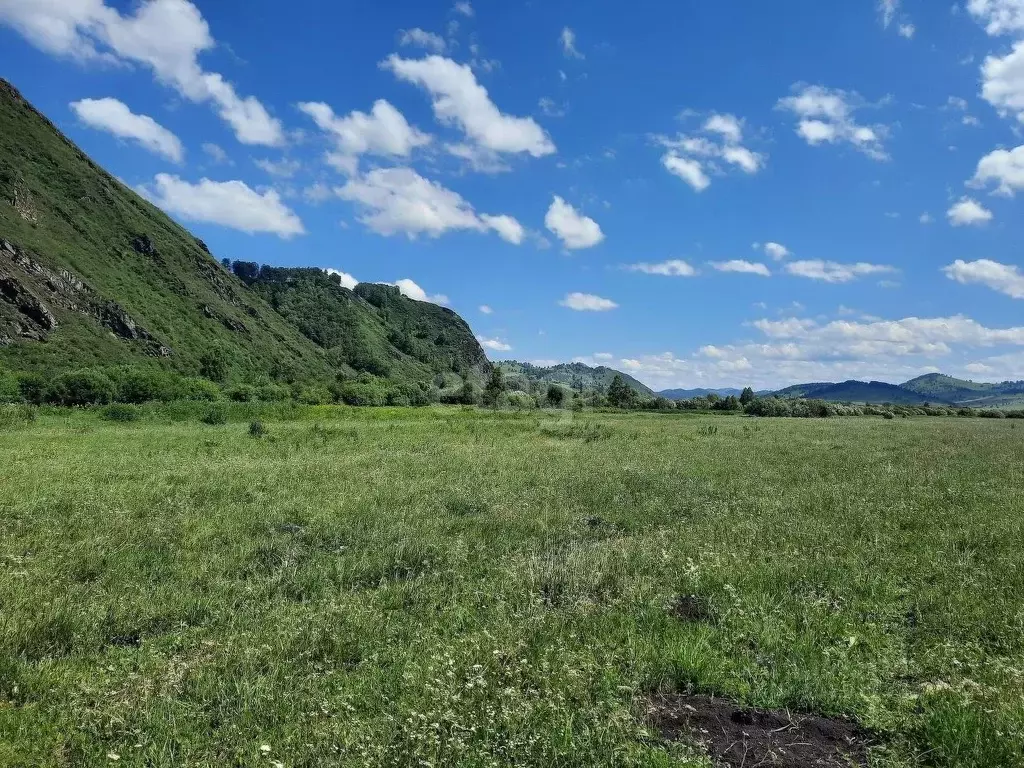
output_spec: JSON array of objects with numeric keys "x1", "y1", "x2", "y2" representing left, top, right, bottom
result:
[{"x1": 1, "y1": 406, "x2": 1022, "y2": 766}]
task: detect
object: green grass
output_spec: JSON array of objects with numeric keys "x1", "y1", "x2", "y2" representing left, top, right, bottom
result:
[{"x1": 1, "y1": 409, "x2": 1022, "y2": 766}]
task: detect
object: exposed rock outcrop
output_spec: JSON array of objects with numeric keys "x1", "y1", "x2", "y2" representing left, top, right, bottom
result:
[
  {"x1": 131, "y1": 234, "x2": 158, "y2": 257},
  {"x1": 0, "y1": 237, "x2": 170, "y2": 355}
]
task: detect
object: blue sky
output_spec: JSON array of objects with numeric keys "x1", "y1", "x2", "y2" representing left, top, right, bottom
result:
[{"x1": 2, "y1": 0, "x2": 1024, "y2": 390}]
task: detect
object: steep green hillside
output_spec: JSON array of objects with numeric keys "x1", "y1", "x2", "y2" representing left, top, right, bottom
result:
[
  {"x1": 0, "y1": 78, "x2": 333, "y2": 381},
  {"x1": 239, "y1": 265, "x2": 489, "y2": 384},
  {"x1": 0, "y1": 78, "x2": 488, "y2": 390},
  {"x1": 499, "y1": 360, "x2": 653, "y2": 395}
]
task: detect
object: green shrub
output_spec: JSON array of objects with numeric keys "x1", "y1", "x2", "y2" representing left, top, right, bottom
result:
[
  {"x1": 16, "y1": 373, "x2": 47, "y2": 405},
  {"x1": 110, "y1": 367, "x2": 171, "y2": 403},
  {"x1": 390, "y1": 381, "x2": 436, "y2": 407},
  {"x1": 297, "y1": 385, "x2": 333, "y2": 405},
  {"x1": 258, "y1": 383, "x2": 292, "y2": 402},
  {"x1": 385, "y1": 388, "x2": 411, "y2": 407},
  {"x1": 978, "y1": 409, "x2": 1006, "y2": 419},
  {"x1": 441, "y1": 380, "x2": 479, "y2": 406},
  {"x1": 47, "y1": 369, "x2": 116, "y2": 406},
  {"x1": 200, "y1": 404, "x2": 228, "y2": 425},
  {"x1": 335, "y1": 378, "x2": 388, "y2": 407},
  {"x1": 177, "y1": 377, "x2": 222, "y2": 401},
  {"x1": 507, "y1": 391, "x2": 536, "y2": 409},
  {"x1": 198, "y1": 348, "x2": 229, "y2": 383},
  {"x1": 100, "y1": 403, "x2": 141, "y2": 422},
  {"x1": 226, "y1": 384, "x2": 258, "y2": 402},
  {"x1": 249, "y1": 420, "x2": 267, "y2": 438},
  {"x1": 0, "y1": 370, "x2": 20, "y2": 403},
  {"x1": 546, "y1": 384, "x2": 567, "y2": 407}
]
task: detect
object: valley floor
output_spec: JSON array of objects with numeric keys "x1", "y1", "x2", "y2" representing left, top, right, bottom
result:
[{"x1": 1, "y1": 407, "x2": 1022, "y2": 766}]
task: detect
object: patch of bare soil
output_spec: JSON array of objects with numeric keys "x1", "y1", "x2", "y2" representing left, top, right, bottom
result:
[{"x1": 646, "y1": 693, "x2": 870, "y2": 767}]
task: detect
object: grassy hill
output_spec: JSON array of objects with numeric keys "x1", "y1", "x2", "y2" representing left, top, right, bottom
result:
[
  {"x1": 902, "y1": 373, "x2": 1024, "y2": 407},
  {"x1": 240, "y1": 265, "x2": 489, "y2": 385},
  {"x1": 809, "y1": 380, "x2": 940, "y2": 405},
  {"x1": 768, "y1": 374, "x2": 1024, "y2": 407},
  {"x1": 499, "y1": 360, "x2": 654, "y2": 396},
  {"x1": 0, "y1": 78, "x2": 487, "y2": 390},
  {"x1": 771, "y1": 380, "x2": 940, "y2": 405},
  {"x1": 771, "y1": 382, "x2": 834, "y2": 399}
]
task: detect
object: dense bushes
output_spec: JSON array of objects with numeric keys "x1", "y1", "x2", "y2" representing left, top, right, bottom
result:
[
  {"x1": 47, "y1": 369, "x2": 117, "y2": 406},
  {"x1": 100, "y1": 404, "x2": 141, "y2": 422},
  {"x1": 740, "y1": 396, "x2": 1023, "y2": 419},
  {"x1": 7, "y1": 360, "x2": 1023, "y2": 417},
  {"x1": 0, "y1": 369, "x2": 20, "y2": 403},
  {"x1": 334, "y1": 376, "x2": 388, "y2": 407},
  {"x1": 0, "y1": 362, "x2": 462, "y2": 410}
]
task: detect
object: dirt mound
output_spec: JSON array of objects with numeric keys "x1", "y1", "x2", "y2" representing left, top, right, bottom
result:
[{"x1": 646, "y1": 693, "x2": 869, "y2": 767}]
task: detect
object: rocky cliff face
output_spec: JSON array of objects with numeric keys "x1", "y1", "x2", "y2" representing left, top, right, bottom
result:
[{"x1": 0, "y1": 237, "x2": 169, "y2": 355}]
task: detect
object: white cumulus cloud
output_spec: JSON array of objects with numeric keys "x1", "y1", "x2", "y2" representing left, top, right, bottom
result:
[
  {"x1": 947, "y1": 196, "x2": 994, "y2": 226},
  {"x1": 785, "y1": 260, "x2": 896, "y2": 283},
  {"x1": 383, "y1": 54, "x2": 555, "y2": 159},
  {"x1": 545, "y1": 196, "x2": 604, "y2": 250},
  {"x1": 980, "y1": 42, "x2": 1024, "y2": 123},
  {"x1": 394, "y1": 278, "x2": 448, "y2": 305},
  {"x1": 944, "y1": 259, "x2": 1024, "y2": 299},
  {"x1": 761, "y1": 242, "x2": 791, "y2": 260},
  {"x1": 477, "y1": 336, "x2": 512, "y2": 352},
  {"x1": 298, "y1": 99, "x2": 431, "y2": 174},
  {"x1": 626, "y1": 259, "x2": 697, "y2": 276},
  {"x1": 139, "y1": 174, "x2": 304, "y2": 238},
  {"x1": 325, "y1": 268, "x2": 359, "y2": 290},
  {"x1": 479, "y1": 214, "x2": 526, "y2": 244},
  {"x1": 662, "y1": 154, "x2": 710, "y2": 191},
  {"x1": 0, "y1": 0, "x2": 284, "y2": 145},
  {"x1": 711, "y1": 260, "x2": 771, "y2": 276},
  {"x1": 559, "y1": 292, "x2": 618, "y2": 311},
  {"x1": 399, "y1": 28, "x2": 447, "y2": 53},
  {"x1": 972, "y1": 144, "x2": 1024, "y2": 194},
  {"x1": 657, "y1": 112, "x2": 764, "y2": 192},
  {"x1": 70, "y1": 97, "x2": 183, "y2": 161},
  {"x1": 968, "y1": 0, "x2": 1024, "y2": 35},
  {"x1": 777, "y1": 84, "x2": 889, "y2": 160},
  {"x1": 336, "y1": 166, "x2": 522, "y2": 242}
]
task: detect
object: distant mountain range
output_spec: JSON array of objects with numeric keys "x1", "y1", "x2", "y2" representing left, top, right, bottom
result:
[
  {"x1": 654, "y1": 374, "x2": 1024, "y2": 408},
  {"x1": 772, "y1": 373, "x2": 1024, "y2": 407}
]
